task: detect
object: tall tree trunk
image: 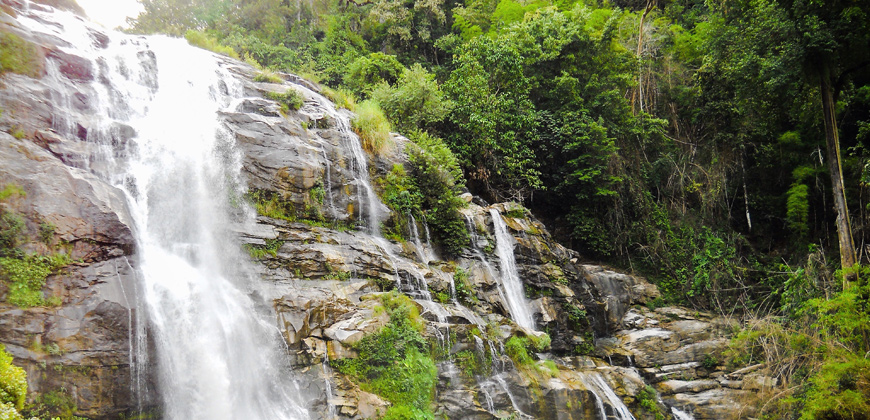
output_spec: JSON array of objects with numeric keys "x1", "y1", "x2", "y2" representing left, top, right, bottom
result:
[
  {"x1": 630, "y1": 0, "x2": 655, "y2": 114},
  {"x1": 820, "y1": 72, "x2": 858, "y2": 280}
]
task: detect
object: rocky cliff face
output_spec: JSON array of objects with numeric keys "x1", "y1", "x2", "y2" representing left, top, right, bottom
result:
[{"x1": 0, "y1": 2, "x2": 770, "y2": 419}]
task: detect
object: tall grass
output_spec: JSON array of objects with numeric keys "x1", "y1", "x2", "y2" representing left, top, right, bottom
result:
[
  {"x1": 351, "y1": 100, "x2": 392, "y2": 154},
  {"x1": 322, "y1": 86, "x2": 357, "y2": 111},
  {"x1": 184, "y1": 30, "x2": 239, "y2": 59}
]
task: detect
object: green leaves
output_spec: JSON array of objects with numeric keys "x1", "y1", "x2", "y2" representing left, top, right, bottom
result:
[
  {"x1": 333, "y1": 292, "x2": 436, "y2": 416},
  {"x1": 371, "y1": 64, "x2": 453, "y2": 132},
  {"x1": 0, "y1": 345, "x2": 27, "y2": 412}
]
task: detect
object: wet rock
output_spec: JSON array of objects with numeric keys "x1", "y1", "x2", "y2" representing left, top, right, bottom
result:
[
  {"x1": 48, "y1": 49, "x2": 94, "y2": 82},
  {"x1": 0, "y1": 134, "x2": 134, "y2": 260}
]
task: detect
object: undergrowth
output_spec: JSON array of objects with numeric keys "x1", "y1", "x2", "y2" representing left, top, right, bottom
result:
[
  {"x1": 332, "y1": 291, "x2": 436, "y2": 419},
  {"x1": 726, "y1": 265, "x2": 870, "y2": 419}
]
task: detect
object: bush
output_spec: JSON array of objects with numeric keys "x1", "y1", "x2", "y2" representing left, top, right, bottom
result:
[
  {"x1": 333, "y1": 292, "x2": 436, "y2": 415},
  {"x1": 0, "y1": 345, "x2": 26, "y2": 412},
  {"x1": 505, "y1": 336, "x2": 533, "y2": 366},
  {"x1": 0, "y1": 212, "x2": 24, "y2": 254},
  {"x1": 322, "y1": 86, "x2": 357, "y2": 111},
  {"x1": 351, "y1": 100, "x2": 392, "y2": 154},
  {"x1": 370, "y1": 64, "x2": 453, "y2": 132},
  {"x1": 343, "y1": 52, "x2": 405, "y2": 97},
  {"x1": 184, "y1": 30, "x2": 239, "y2": 59},
  {"x1": 265, "y1": 90, "x2": 304, "y2": 112},
  {"x1": 406, "y1": 131, "x2": 469, "y2": 256},
  {"x1": 725, "y1": 267, "x2": 870, "y2": 419},
  {"x1": 377, "y1": 164, "x2": 423, "y2": 241},
  {"x1": 0, "y1": 32, "x2": 41, "y2": 78}
]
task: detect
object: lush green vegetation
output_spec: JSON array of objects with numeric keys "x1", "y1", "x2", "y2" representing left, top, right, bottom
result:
[
  {"x1": 726, "y1": 266, "x2": 870, "y2": 419},
  {"x1": 0, "y1": 345, "x2": 27, "y2": 418},
  {"x1": 130, "y1": 0, "x2": 870, "y2": 415},
  {"x1": 504, "y1": 332, "x2": 550, "y2": 368},
  {"x1": 351, "y1": 100, "x2": 393, "y2": 153},
  {"x1": 265, "y1": 89, "x2": 304, "y2": 112},
  {"x1": 0, "y1": 184, "x2": 68, "y2": 308},
  {"x1": 332, "y1": 292, "x2": 437, "y2": 419},
  {"x1": 184, "y1": 30, "x2": 239, "y2": 58},
  {"x1": 0, "y1": 31, "x2": 41, "y2": 78}
]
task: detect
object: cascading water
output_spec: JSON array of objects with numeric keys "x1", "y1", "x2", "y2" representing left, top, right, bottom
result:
[
  {"x1": 18, "y1": 5, "x2": 308, "y2": 419},
  {"x1": 124, "y1": 39, "x2": 309, "y2": 420},
  {"x1": 579, "y1": 372, "x2": 637, "y2": 420},
  {"x1": 489, "y1": 209, "x2": 535, "y2": 330},
  {"x1": 671, "y1": 406, "x2": 695, "y2": 420}
]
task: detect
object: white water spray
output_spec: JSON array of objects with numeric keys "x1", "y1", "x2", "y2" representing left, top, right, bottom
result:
[{"x1": 122, "y1": 38, "x2": 309, "y2": 420}]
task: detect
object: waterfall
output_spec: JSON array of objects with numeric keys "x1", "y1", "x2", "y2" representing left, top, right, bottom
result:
[
  {"x1": 671, "y1": 407, "x2": 695, "y2": 420},
  {"x1": 489, "y1": 209, "x2": 535, "y2": 330},
  {"x1": 408, "y1": 214, "x2": 430, "y2": 264},
  {"x1": 18, "y1": 4, "x2": 308, "y2": 419},
  {"x1": 578, "y1": 372, "x2": 637, "y2": 420},
  {"x1": 295, "y1": 89, "x2": 385, "y2": 233},
  {"x1": 125, "y1": 39, "x2": 309, "y2": 420}
]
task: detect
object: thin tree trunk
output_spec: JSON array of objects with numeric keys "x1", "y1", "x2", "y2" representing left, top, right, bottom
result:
[
  {"x1": 820, "y1": 72, "x2": 857, "y2": 282},
  {"x1": 630, "y1": 0, "x2": 655, "y2": 114}
]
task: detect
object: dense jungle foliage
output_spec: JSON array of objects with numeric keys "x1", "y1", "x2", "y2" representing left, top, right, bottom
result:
[{"x1": 126, "y1": 0, "x2": 870, "y2": 417}]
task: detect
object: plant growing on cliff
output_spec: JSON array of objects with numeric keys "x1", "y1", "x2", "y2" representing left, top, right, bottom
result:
[
  {"x1": 505, "y1": 333, "x2": 550, "y2": 368},
  {"x1": 322, "y1": 86, "x2": 356, "y2": 111},
  {"x1": 332, "y1": 291, "x2": 437, "y2": 418},
  {"x1": 351, "y1": 100, "x2": 392, "y2": 154},
  {"x1": 266, "y1": 90, "x2": 303, "y2": 113},
  {"x1": 247, "y1": 190, "x2": 296, "y2": 222},
  {"x1": 377, "y1": 164, "x2": 423, "y2": 241},
  {"x1": 253, "y1": 69, "x2": 283, "y2": 84},
  {"x1": 0, "y1": 32, "x2": 41, "y2": 78},
  {"x1": 0, "y1": 344, "x2": 27, "y2": 417},
  {"x1": 406, "y1": 131, "x2": 469, "y2": 257},
  {"x1": 636, "y1": 385, "x2": 665, "y2": 420},
  {"x1": 244, "y1": 238, "x2": 283, "y2": 259},
  {"x1": 0, "y1": 253, "x2": 70, "y2": 308}
]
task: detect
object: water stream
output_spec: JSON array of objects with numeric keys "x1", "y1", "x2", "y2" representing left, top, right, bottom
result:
[
  {"x1": 671, "y1": 406, "x2": 695, "y2": 420},
  {"x1": 578, "y1": 372, "x2": 637, "y2": 420}
]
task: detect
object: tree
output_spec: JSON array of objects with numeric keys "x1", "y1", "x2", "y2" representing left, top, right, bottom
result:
[{"x1": 777, "y1": 0, "x2": 870, "y2": 276}]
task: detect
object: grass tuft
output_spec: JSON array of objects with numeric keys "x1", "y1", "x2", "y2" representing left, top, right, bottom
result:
[
  {"x1": 253, "y1": 69, "x2": 283, "y2": 84},
  {"x1": 351, "y1": 100, "x2": 392, "y2": 154}
]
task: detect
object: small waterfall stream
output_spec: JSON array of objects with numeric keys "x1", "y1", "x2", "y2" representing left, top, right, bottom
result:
[
  {"x1": 671, "y1": 406, "x2": 695, "y2": 420},
  {"x1": 579, "y1": 372, "x2": 637, "y2": 420},
  {"x1": 489, "y1": 209, "x2": 535, "y2": 330}
]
